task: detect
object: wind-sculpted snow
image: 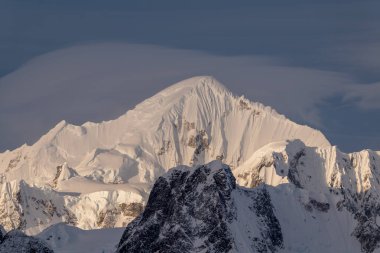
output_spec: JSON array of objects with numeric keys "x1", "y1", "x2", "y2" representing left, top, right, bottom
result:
[
  {"x1": 0, "y1": 76, "x2": 330, "y2": 233},
  {"x1": 235, "y1": 140, "x2": 380, "y2": 252}
]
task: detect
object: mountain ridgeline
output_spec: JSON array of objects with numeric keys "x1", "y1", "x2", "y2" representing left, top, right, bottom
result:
[
  {"x1": 118, "y1": 141, "x2": 380, "y2": 252},
  {"x1": 0, "y1": 76, "x2": 379, "y2": 252}
]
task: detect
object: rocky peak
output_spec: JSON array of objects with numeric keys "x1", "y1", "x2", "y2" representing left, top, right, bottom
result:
[{"x1": 116, "y1": 161, "x2": 283, "y2": 253}]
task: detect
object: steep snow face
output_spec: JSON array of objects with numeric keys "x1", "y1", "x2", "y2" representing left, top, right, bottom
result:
[
  {"x1": 0, "y1": 180, "x2": 72, "y2": 234},
  {"x1": 0, "y1": 76, "x2": 329, "y2": 186},
  {"x1": 235, "y1": 140, "x2": 380, "y2": 253},
  {"x1": 0, "y1": 179, "x2": 145, "y2": 234},
  {"x1": 0, "y1": 76, "x2": 330, "y2": 233},
  {"x1": 235, "y1": 139, "x2": 380, "y2": 197}
]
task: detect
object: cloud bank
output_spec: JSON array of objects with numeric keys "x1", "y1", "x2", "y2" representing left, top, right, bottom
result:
[{"x1": 0, "y1": 43, "x2": 378, "y2": 152}]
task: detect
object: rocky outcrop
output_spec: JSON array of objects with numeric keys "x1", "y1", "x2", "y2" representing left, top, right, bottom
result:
[
  {"x1": 0, "y1": 229, "x2": 53, "y2": 253},
  {"x1": 116, "y1": 161, "x2": 283, "y2": 253}
]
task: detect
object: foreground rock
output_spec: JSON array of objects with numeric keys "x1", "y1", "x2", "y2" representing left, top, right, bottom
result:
[
  {"x1": 116, "y1": 161, "x2": 283, "y2": 253},
  {"x1": 0, "y1": 229, "x2": 53, "y2": 253}
]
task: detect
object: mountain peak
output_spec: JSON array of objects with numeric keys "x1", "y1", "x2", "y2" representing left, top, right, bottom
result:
[
  {"x1": 0, "y1": 76, "x2": 331, "y2": 235},
  {"x1": 135, "y1": 76, "x2": 231, "y2": 112},
  {"x1": 160, "y1": 76, "x2": 230, "y2": 96}
]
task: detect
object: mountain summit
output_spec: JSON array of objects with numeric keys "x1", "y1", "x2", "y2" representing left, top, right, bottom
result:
[
  {"x1": 1, "y1": 76, "x2": 380, "y2": 253},
  {"x1": 0, "y1": 76, "x2": 330, "y2": 234}
]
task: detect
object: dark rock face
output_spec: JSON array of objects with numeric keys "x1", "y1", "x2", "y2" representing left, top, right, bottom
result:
[
  {"x1": 116, "y1": 161, "x2": 283, "y2": 253},
  {"x1": 0, "y1": 229, "x2": 53, "y2": 253},
  {"x1": 249, "y1": 187, "x2": 283, "y2": 253},
  {"x1": 0, "y1": 226, "x2": 4, "y2": 243},
  {"x1": 189, "y1": 130, "x2": 209, "y2": 165},
  {"x1": 332, "y1": 163, "x2": 380, "y2": 253},
  {"x1": 117, "y1": 161, "x2": 236, "y2": 253},
  {"x1": 345, "y1": 191, "x2": 380, "y2": 253},
  {"x1": 287, "y1": 150, "x2": 305, "y2": 189},
  {"x1": 309, "y1": 199, "x2": 330, "y2": 212}
]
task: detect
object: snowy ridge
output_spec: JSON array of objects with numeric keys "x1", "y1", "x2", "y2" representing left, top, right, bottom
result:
[
  {"x1": 0, "y1": 76, "x2": 330, "y2": 185},
  {"x1": 0, "y1": 76, "x2": 330, "y2": 233},
  {"x1": 1, "y1": 76, "x2": 380, "y2": 252},
  {"x1": 118, "y1": 147, "x2": 380, "y2": 253},
  {"x1": 0, "y1": 178, "x2": 145, "y2": 234},
  {"x1": 235, "y1": 139, "x2": 380, "y2": 195},
  {"x1": 235, "y1": 140, "x2": 380, "y2": 252},
  {"x1": 37, "y1": 223, "x2": 124, "y2": 253}
]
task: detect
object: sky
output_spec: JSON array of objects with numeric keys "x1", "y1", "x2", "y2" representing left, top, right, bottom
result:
[{"x1": 0, "y1": 0, "x2": 380, "y2": 153}]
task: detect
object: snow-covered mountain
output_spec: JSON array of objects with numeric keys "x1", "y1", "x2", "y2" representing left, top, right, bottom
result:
[
  {"x1": 235, "y1": 140, "x2": 380, "y2": 253},
  {"x1": 0, "y1": 76, "x2": 329, "y2": 234},
  {"x1": 1, "y1": 76, "x2": 380, "y2": 252},
  {"x1": 118, "y1": 146, "x2": 380, "y2": 253}
]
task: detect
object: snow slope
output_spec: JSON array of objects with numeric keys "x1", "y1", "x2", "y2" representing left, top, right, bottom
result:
[
  {"x1": 234, "y1": 140, "x2": 380, "y2": 253},
  {"x1": 118, "y1": 154, "x2": 380, "y2": 253},
  {"x1": 37, "y1": 223, "x2": 124, "y2": 253},
  {"x1": 0, "y1": 76, "x2": 330, "y2": 233}
]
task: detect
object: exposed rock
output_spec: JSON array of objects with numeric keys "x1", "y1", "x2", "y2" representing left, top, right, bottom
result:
[
  {"x1": 239, "y1": 99, "x2": 251, "y2": 110},
  {"x1": 249, "y1": 187, "x2": 283, "y2": 252},
  {"x1": 0, "y1": 225, "x2": 4, "y2": 242},
  {"x1": 157, "y1": 141, "x2": 171, "y2": 156},
  {"x1": 119, "y1": 203, "x2": 144, "y2": 217},
  {"x1": 309, "y1": 199, "x2": 330, "y2": 212},
  {"x1": 0, "y1": 229, "x2": 53, "y2": 253},
  {"x1": 116, "y1": 161, "x2": 283, "y2": 253},
  {"x1": 189, "y1": 130, "x2": 209, "y2": 165},
  {"x1": 287, "y1": 149, "x2": 305, "y2": 189}
]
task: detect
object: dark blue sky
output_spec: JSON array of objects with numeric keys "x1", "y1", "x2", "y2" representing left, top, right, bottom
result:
[{"x1": 1, "y1": 0, "x2": 380, "y2": 152}]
